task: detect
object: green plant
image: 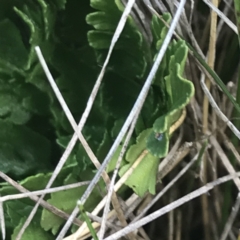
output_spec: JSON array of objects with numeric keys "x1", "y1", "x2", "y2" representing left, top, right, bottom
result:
[{"x1": 0, "y1": 0, "x2": 194, "y2": 238}]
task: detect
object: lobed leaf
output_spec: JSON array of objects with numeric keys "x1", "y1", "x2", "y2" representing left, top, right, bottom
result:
[{"x1": 0, "y1": 121, "x2": 51, "y2": 178}]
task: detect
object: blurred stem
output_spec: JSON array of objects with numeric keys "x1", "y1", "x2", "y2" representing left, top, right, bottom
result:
[
  {"x1": 221, "y1": 0, "x2": 240, "y2": 231},
  {"x1": 233, "y1": 0, "x2": 240, "y2": 142},
  {"x1": 201, "y1": 1, "x2": 218, "y2": 239},
  {"x1": 233, "y1": 0, "x2": 240, "y2": 44},
  {"x1": 79, "y1": 204, "x2": 99, "y2": 240}
]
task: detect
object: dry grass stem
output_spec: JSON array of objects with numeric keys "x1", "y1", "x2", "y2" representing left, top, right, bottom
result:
[
  {"x1": 68, "y1": 150, "x2": 149, "y2": 240},
  {"x1": 104, "y1": 173, "x2": 240, "y2": 240},
  {"x1": 99, "y1": 111, "x2": 140, "y2": 239},
  {"x1": 58, "y1": 1, "x2": 188, "y2": 238},
  {"x1": 37, "y1": 46, "x2": 134, "y2": 240},
  {"x1": 203, "y1": 0, "x2": 237, "y2": 34},
  {"x1": 209, "y1": 135, "x2": 240, "y2": 190},
  {"x1": 14, "y1": 0, "x2": 139, "y2": 238},
  {"x1": 0, "y1": 199, "x2": 5, "y2": 240},
  {"x1": 201, "y1": 1, "x2": 218, "y2": 237},
  {"x1": 0, "y1": 182, "x2": 90, "y2": 202},
  {"x1": 133, "y1": 148, "x2": 200, "y2": 222},
  {"x1": 201, "y1": 79, "x2": 240, "y2": 139},
  {"x1": 2, "y1": 1, "x2": 240, "y2": 239},
  {"x1": 220, "y1": 193, "x2": 240, "y2": 240},
  {"x1": 157, "y1": 128, "x2": 183, "y2": 179},
  {"x1": 17, "y1": 46, "x2": 115, "y2": 240},
  {"x1": 220, "y1": 131, "x2": 240, "y2": 165},
  {"x1": 0, "y1": 172, "x2": 83, "y2": 228}
]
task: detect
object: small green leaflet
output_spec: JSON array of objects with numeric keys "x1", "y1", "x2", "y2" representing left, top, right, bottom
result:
[{"x1": 119, "y1": 129, "x2": 160, "y2": 197}]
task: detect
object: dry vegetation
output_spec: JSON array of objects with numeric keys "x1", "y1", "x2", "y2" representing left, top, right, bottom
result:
[{"x1": 1, "y1": 0, "x2": 240, "y2": 240}]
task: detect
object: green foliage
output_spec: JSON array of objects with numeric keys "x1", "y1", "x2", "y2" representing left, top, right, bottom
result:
[
  {"x1": 147, "y1": 40, "x2": 194, "y2": 157},
  {"x1": 119, "y1": 129, "x2": 159, "y2": 197},
  {"x1": 0, "y1": 0, "x2": 194, "y2": 238},
  {"x1": 12, "y1": 217, "x2": 53, "y2": 240},
  {"x1": 41, "y1": 171, "x2": 103, "y2": 235},
  {"x1": 0, "y1": 121, "x2": 51, "y2": 178},
  {"x1": 87, "y1": 0, "x2": 148, "y2": 79},
  {"x1": 0, "y1": 19, "x2": 29, "y2": 72},
  {"x1": 87, "y1": 2, "x2": 193, "y2": 195},
  {"x1": 79, "y1": 204, "x2": 99, "y2": 240}
]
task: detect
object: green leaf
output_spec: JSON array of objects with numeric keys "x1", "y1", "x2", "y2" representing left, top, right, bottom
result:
[
  {"x1": 6, "y1": 200, "x2": 50, "y2": 240},
  {"x1": 74, "y1": 125, "x2": 113, "y2": 171},
  {"x1": 106, "y1": 145, "x2": 126, "y2": 173},
  {"x1": 25, "y1": 63, "x2": 51, "y2": 95},
  {"x1": 86, "y1": 12, "x2": 120, "y2": 31},
  {"x1": 79, "y1": 204, "x2": 99, "y2": 240},
  {"x1": 13, "y1": 0, "x2": 64, "y2": 69},
  {"x1": 90, "y1": 0, "x2": 121, "y2": 13},
  {"x1": 119, "y1": 129, "x2": 160, "y2": 197},
  {"x1": 146, "y1": 131, "x2": 169, "y2": 157},
  {"x1": 147, "y1": 40, "x2": 194, "y2": 157},
  {"x1": 6, "y1": 201, "x2": 35, "y2": 228},
  {"x1": 120, "y1": 153, "x2": 159, "y2": 197},
  {"x1": 0, "y1": 164, "x2": 78, "y2": 205},
  {"x1": 96, "y1": 130, "x2": 112, "y2": 161},
  {"x1": 151, "y1": 13, "x2": 171, "y2": 51},
  {"x1": 0, "y1": 166, "x2": 81, "y2": 236},
  {"x1": 20, "y1": 83, "x2": 51, "y2": 116},
  {"x1": 12, "y1": 217, "x2": 53, "y2": 240},
  {"x1": 0, "y1": 121, "x2": 51, "y2": 178},
  {"x1": 41, "y1": 172, "x2": 102, "y2": 235},
  {"x1": 48, "y1": 44, "x2": 106, "y2": 134},
  {"x1": 0, "y1": 19, "x2": 28, "y2": 72},
  {"x1": 0, "y1": 90, "x2": 30, "y2": 125},
  {"x1": 54, "y1": 0, "x2": 91, "y2": 46},
  {"x1": 0, "y1": 174, "x2": 51, "y2": 201},
  {"x1": 126, "y1": 129, "x2": 151, "y2": 162},
  {"x1": 87, "y1": 0, "x2": 147, "y2": 79},
  {"x1": 111, "y1": 119, "x2": 125, "y2": 140},
  {"x1": 0, "y1": 76, "x2": 51, "y2": 124},
  {"x1": 51, "y1": 0, "x2": 67, "y2": 10},
  {"x1": 0, "y1": 0, "x2": 66, "y2": 76},
  {"x1": 101, "y1": 72, "x2": 143, "y2": 118},
  {"x1": 21, "y1": 173, "x2": 53, "y2": 190}
]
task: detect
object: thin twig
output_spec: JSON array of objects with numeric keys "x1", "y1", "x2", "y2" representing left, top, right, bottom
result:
[
  {"x1": 189, "y1": 0, "x2": 194, "y2": 25},
  {"x1": 200, "y1": 79, "x2": 240, "y2": 140},
  {"x1": 0, "y1": 181, "x2": 89, "y2": 239},
  {"x1": 16, "y1": 45, "x2": 109, "y2": 240},
  {"x1": 35, "y1": 47, "x2": 130, "y2": 240},
  {"x1": 0, "y1": 182, "x2": 89, "y2": 202},
  {"x1": 202, "y1": 0, "x2": 237, "y2": 34},
  {"x1": 103, "y1": 172, "x2": 240, "y2": 240},
  {"x1": 220, "y1": 131, "x2": 240, "y2": 165},
  {"x1": 176, "y1": 210, "x2": 182, "y2": 240},
  {"x1": 0, "y1": 172, "x2": 82, "y2": 228},
  {"x1": 87, "y1": 212, "x2": 121, "y2": 231},
  {"x1": 209, "y1": 135, "x2": 240, "y2": 190},
  {"x1": 120, "y1": 195, "x2": 150, "y2": 240},
  {"x1": 70, "y1": 150, "x2": 149, "y2": 240},
  {"x1": 77, "y1": 0, "x2": 186, "y2": 206},
  {"x1": 99, "y1": 110, "x2": 140, "y2": 240},
  {"x1": 0, "y1": 198, "x2": 5, "y2": 240},
  {"x1": 133, "y1": 144, "x2": 198, "y2": 222},
  {"x1": 202, "y1": 1, "x2": 218, "y2": 238},
  {"x1": 217, "y1": 0, "x2": 233, "y2": 36},
  {"x1": 18, "y1": 0, "x2": 138, "y2": 237},
  {"x1": 58, "y1": 0, "x2": 187, "y2": 238},
  {"x1": 220, "y1": 192, "x2": 240, "y2": 240},
  {"x1": 168, "y1": 195, "x2": 174, "y2": 240},
  {"x1": 157, "y1": 127, "x2": 183, "y2": 179}
]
